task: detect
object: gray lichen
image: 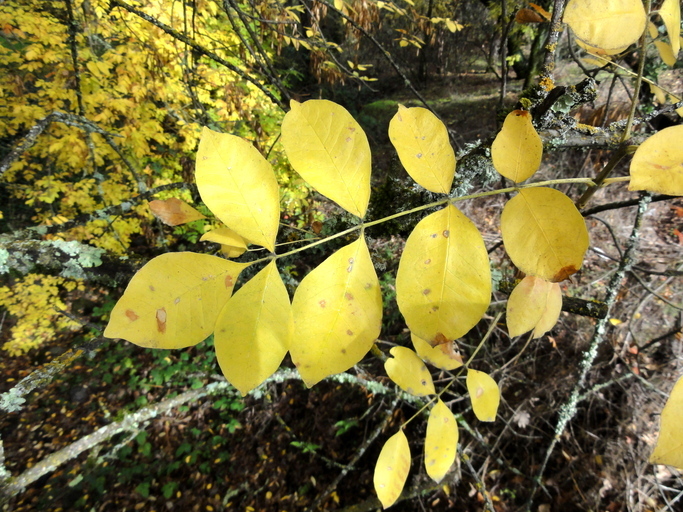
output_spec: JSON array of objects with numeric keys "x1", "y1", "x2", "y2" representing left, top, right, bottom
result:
[{"x1": 0, "y1": 388, "x2": 26, "y2": 413}]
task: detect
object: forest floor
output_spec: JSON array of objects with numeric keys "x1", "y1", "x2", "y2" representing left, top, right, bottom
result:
[{"x1": 2, "y1": 68, "x2": 683, "y2": 512}]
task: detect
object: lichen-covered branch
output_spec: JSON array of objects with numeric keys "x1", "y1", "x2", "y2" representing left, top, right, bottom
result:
[{"x1": 526, "y1": 194, "x2": 651, "y2": 510}]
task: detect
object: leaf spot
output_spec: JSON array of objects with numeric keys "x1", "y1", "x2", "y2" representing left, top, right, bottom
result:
[
  {"x1": 156, "y1": 308, "x2": 167, "y2": 334},
  {"x1": 347, "y1": 265, "x2": 353, "y2": 273},
  {"x1": 225, "y1": 275, "x2": 234, "y2": 288},
  {"x1": 345, "y1": 137, "x2": 352, "y2": 143},
  {"x1": 552, "y1": 265, "x2": 578, "y2": 282},
  {"x1": 174, "y1": 297, "x2": 180, "y2": 305},
  {"x1": 348, "y1": 257, "x2": 354, "y2": 264},
  {"x1": 347, "y1": 329, "x2": 354, "y2": 336},
  {"x1": 431, "y1": 306, "x2": 439, "y2": 312},
  {"x1": 476, "y1": 386, "x2": 484, "y2": 398},
  {"x1": 417, "y1": 152, "x2": 423, "y2": 158},
  {"x1": 347, "y1": 126, "x2": 356, "y2": 132},
  {"x1": 442, "y1": 230, "x2": 450, "y2": 238},
  {"x1": 149, "y1": 285, "x2": 155, "y2": 292},
  {"x1": 345, "y1": 292, "x2": 354, "y2": 300},
  {"x1": 424, "y1": 258, "x2": 431, "y2": 264},
  {"x1": 431, "y1": 233, "x2": 438, "y2": 238},
  {"x1": 423, "y1": 288, "x2": 431, "y2": 295},
  {"x1": 364, "y1": 282, "x2": 372, "y2": 290},
  {"x1": 125, "y1": 309, "x2": 139, "y2": 322},
  {"x1": 319, "y1": 300, "x2": 327, "y2": 308},
  {"x1": 341, "y1": 348, "x2": 346, "y2": 354}
]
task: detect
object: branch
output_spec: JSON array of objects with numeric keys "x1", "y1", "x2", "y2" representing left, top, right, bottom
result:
[
  {"x1": 526, "y1": 193, "x2": 652, "y2": 509},
  {"x1": 110, "y1": 0, "x2": 285, "y2": 110},
  {"x1": 539, "y1": 0, "x2": 567, "y2": 85}
]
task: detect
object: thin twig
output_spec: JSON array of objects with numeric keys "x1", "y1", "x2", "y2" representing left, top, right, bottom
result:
[{"x1": 525, "y1": 194, "x2": 651, "y2": 511}]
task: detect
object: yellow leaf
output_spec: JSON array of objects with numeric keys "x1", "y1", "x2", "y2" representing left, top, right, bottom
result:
[
  {"x1": 500, "y1": 188, "x2": 589, "y2": 282},
  {"x1": 214, "y1": 261, "x2": 292, "y2": 396},
  {"x1": 411, "y1": 333, "x2": 463, "y2": 371},
  {"x1": 609, "y1": 318, "x2": 623, "y2": 326},
  {"x1": 425, "y1": 399, "x2": 458, "y2": 483},
  {"x1": 466, "y1": 369, "x2": 500, "y2": 422},
  {"x1": 660, "y1": 0, "x2": 681, "y2": 56},
  {"x1": 104, "y1": 253, "x2": 247, "y2": 349},
  {"x1": 629, "y1": 125, "x2": 683, "y2": 195},
  {"x1": 388, "y1": 105, "x2": 456, "y2": 194},
  {"x1": 280, "y1": 100, "x2": 372, "y2": 217},
  {"x1": 564, "y1": 0, "x2": 646, "y2": 51},
  {"x1": 650, "y1": 375, "x2": 683, "y2": 468},
  {"x1": 506, "y1": 275, "x2": 562, "y2": 338},
  {"x1": 655, "y1": 40, "x2": 677, "y2": 67},
  {"x1": 396, "y1": 205, "x2": 491, "y2": 344},
  {"x1": 649, "y1": 83, "x2": 668, "y2": 105},
  {"x1": 195, "y1": 127, "x2": 280, "y2": 252},
  {"x1": 149, "y1": 198, "x2": 206, "y2": 226},
  {"x1": 384, "y1": 346, "x2": 435, "y2": 396},
  {"x1": 491, "y1": 110, "x2": 543, "y2": 183},
  {"x1": 290, "y1": 237, "x2": 382, "y2": 387},
  {"x1": 200, "y1": 227, "x2": 248, "y2": 258},
  {"x1": 374, "y1": 430, "x2": 410, "y2": 509}
]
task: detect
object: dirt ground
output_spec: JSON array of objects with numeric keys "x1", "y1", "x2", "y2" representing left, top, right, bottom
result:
[{"x1": 2, "y1": 68, "x2": 683, "y2": 511}]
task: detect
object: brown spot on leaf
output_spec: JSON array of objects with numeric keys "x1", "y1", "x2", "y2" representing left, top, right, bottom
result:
[
  {"x1": 364, "y1": 282, "x2": 372, "y2": 290},
  {"x1": 431, "y1": 233, "x2": 438, "y2": 238},
  {"x1": 319, "y1": 300, "x2": 327, "y2": 308},
  {"x1": 345, "y1": 292, "x2": 354, "y2": 301},
  {"x1": 423, "y1": 288, "x2": 431, "y2": 295},
  {"x1": 347, "y1": 266, "x2": 353, "y2": 273},
  {"x1": 438, "y1": 340, "x2": 463, "y2": 363},
  {"x1": 347, "y1": 329, "x2": 354, "y2": 336},
  {"x1": 476, "y1": 387, "x2": 484, "y2": 398},
  {"x1": 125, "y1": 309, "x2": 139, "y2": 322},
  {"x1": 156, "y1": 308, "x2": 167, "y2": 334},
  {"x1": 348, "y1": 257, "x2": 354, "y2": 264},
  {"x1": 431, "y1": 332, "x2": 450, "y2": 347},
  {"x1": 443, "y1": 230, "x2": 450, "y2": 238},
  {"x1": 424, "y1": 259, "x2": 431, "y2": 264},
  {"x1": 552, "y1": 265, "x2": 578, "y2": 282},
  {"x1": 431, "y1": 306, "x2": 439, "y2": 312},
  {"x1": 513, "y1": 109, "x2": 530, "y2": 118},
  {"x1": 174, "y1": 297, "x2": 181, "y2": 305},
  {"x1": 225, "y1": 275, "x2": 234, "y2": 288},
  {"x1": 341, "y1": 348, "x2": 347, "y2": 354},
  {"x1": 149, "y1": 285, "x2": 155, "y2": 292},
  {"x1": 417, "y1": 153, "x2": 423, "y2": 158},
  {"x1": 346, "y1": 137, "x2": 352, "y2": 143}
]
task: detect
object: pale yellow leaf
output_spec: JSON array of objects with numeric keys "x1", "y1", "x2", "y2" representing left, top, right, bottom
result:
[
  {"x1": 200, "y1": 227, "x2": 248, "y2": 258},
  {"x1": 491, "y1": 110, "x2": 543, "y2": 183},
  {"x1": 214, "y1": 261, "x2": 292, "y2": 396},
  {"x1": 290, "y1": 237, "x2": 382, "y2": 387},
  {"x1": 104, "y1": 253, "x2": 247, "y2": 349},
  {"x1": 466, "y1": 369, "x2": 500, "y2": 422},
  {"x1": 195, "y1": 127, "x2": 280, "y2": 252},
  {"x1": 411, "y1": 333, "x2": 463, "y2": 371},
  {"x1": 507, "y1": 275, "x2": 562, "y2": 338},
  {"x1": 655, "y1": 40, "x2": 677, "y2": 67},
  {"x1": 629, "y1": 125, "x2": 683, "y2": 195},
  {"x1": 500, "y1": 187, "x2": 589, "y2": 282},
  {"x1": 149, "y1": 198, "x2": 206, "y2": 226},
  {"x1": 374, "y1": 430, "x2": 411, "y2": 509},
  {"x1": 576, "y1": 38, "x2": 627, "y2": 56},
  {"x1": 384, "y1": 346, "x2": 435, "y2": 396},
  {"x1": 564, "y1": 0, "x2": 647, "y2": 51},
  {"x1": 425, "y1": 399, "x2": 458, "y2": 483},
  {"x1": 388, "y1": 105, "x2": 456, "y2": 194},
  {"x1": 280, "y1": 100, "x2": 372, "y2": 217},
  {"x1": 650, "y1": 375, "x2": 683, "y2": 468},
  {"x1": 660, "y1": 0, "x2": 681, "y2": 56},
  {"x1": 650, "y1": 83, "x2": 668, "y2": 105},
  {"x1": 396, "y1": 205, "x2": 491, "y2": 344}
]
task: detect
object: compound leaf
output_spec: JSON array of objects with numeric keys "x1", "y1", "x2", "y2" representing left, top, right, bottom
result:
[
  {"x1": 396, "y1": 204, "x2": 491, "y2": 344},
  {"x1": 491, "y1": 110, "x2": 543, "y2": 183},
  {"x1": 388, "y1": 105, "x2": 456, "y2": 193},
  {"x1": 374, "y1": 429, "x2": 410, "y2": 509},
  {"x1": 466, "y1": 369, "x2": 500, "y2": 422},
  {"x1": 281, "y1": 99, "x2": 371, "y2": 217},
  {"x1": 290, "y1": 237, "x2": 382, "y2": 387},
  {"x1": 104, "y1": 253, "x2": 247, "y2": 349},
  {"x1": 564, "y1": 0, "x2": 647, "y2": 51},
  {"x1": 629, "y1": 125, "x2": 683, "y2": 196},
  {"x1": 384, "y1": 346, "x2": 435, "y2": 396},
  {"x1": 660, "y1": 0, "x2": 681, "y2": 56},
  {"x1": 507, "y1": 275, "x2": 562, "y2": 338},
  {"x1": 650, "y1": 375, "x2": 683, "y2": 468},
  {"x1": 200, "y1": 227, "x2": 248, "y2": 258},
  {"x1": 411, "y1": 333, "x2": 463, "y2": 371},
  {"x1": 195, "y1": 127, "x2": 280, "y2": 252},
  {"x1": 214, "y1": 261, "x2": 292, "y2": 396},
  {"x1": 501, "y1": 187, "x2": 589, "y2": 282},
  {"x1": 425, "y1": 399, "x2": 458, "y2": 483}
]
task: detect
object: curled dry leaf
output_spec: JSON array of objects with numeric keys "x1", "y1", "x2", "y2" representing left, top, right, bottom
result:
[{"x1": 149, "y1": 197, "x2": 206, "y2": 226}]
